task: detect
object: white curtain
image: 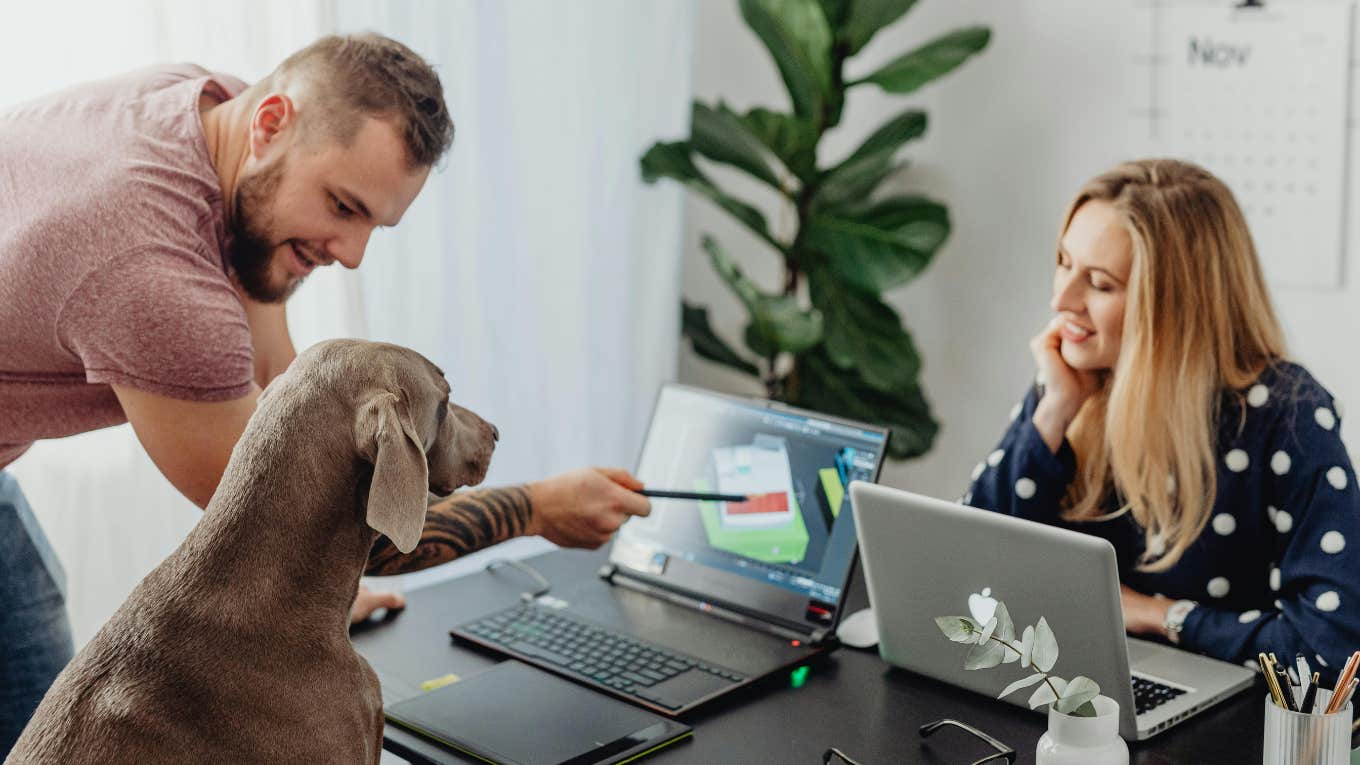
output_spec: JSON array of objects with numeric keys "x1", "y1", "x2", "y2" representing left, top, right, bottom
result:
[{"x1": 2, "y1": 0, "x2": 691, "y2": 644}]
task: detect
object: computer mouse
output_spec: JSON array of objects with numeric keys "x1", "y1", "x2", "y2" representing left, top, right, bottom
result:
[{"x1": 837, "y1": 607, "x2": 878, "y2": 649}]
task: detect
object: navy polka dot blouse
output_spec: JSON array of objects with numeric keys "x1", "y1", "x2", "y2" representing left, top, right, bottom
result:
[{"x1": 965, "y1": 361, "x2": 1360, "y2": 683}]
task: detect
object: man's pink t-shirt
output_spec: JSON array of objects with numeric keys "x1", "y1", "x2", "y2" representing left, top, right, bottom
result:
[{"x1": 0, "y1": 65, "x2": 255, "y2": 468}]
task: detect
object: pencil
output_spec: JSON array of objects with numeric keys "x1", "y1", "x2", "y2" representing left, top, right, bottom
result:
[
  {"x1": 1328, "y1": 677, "x2": 1357, "y2": 716},
  {"x1": 1260, "y1": 653, "x2": 1287, "y2": 708},
  {"x1": 635, "y1": 489, "x2": 750, "y2": 503}
]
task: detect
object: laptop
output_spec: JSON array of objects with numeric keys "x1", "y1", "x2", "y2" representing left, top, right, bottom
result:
[
  {"x1": 848, "y1": 482, "x2": 1255, "y2": 741},
  {"x1": 450, "y1": 383, "x2": 890, "y2": 716}
]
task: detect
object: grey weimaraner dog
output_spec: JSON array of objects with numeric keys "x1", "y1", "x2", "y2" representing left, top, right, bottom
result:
[{"x1": 7, "y1": 339, "x2": 498, "y2": 764}]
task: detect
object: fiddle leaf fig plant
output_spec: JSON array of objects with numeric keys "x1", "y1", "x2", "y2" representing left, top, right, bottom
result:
[
  {"x1": 936, "y1": 600, "x2": 1103, "y2": 717},
  {"x1": 641, "y1": 0, "x2": 990, "y2": 460}
]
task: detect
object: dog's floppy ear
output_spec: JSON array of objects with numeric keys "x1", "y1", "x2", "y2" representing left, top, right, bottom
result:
[{"x1": 355, "y1": 392, "x2": 428, "y2": 553}]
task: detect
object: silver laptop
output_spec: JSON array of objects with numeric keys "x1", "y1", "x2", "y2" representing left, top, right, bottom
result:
[{"x1": 849, "y1": 482, "x2": 1255, "y2": 741}]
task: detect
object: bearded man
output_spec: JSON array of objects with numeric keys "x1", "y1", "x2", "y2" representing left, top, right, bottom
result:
[{"x1": 0, "y1": 33, "x2": 650, "y2": 755}]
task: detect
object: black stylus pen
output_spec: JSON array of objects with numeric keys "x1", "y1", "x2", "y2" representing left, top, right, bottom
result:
[{"x1": 635, "y1": 489, "x2": 750, "y2": 503}]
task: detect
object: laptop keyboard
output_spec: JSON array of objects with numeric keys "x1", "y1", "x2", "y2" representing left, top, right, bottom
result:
[
  {"x1": 1131, "y1": 674, "x2": 1187, "y2": 715},
  {"x1": 451, "y1": 603, "x2": 747, "y2": 712}
]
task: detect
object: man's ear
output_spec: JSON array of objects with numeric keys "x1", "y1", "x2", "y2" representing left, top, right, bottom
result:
[
  {"x1": 355, "y1": 392, "x2": 428, "y2": 553},
  {"x1": 248, "y1": 93, "x2": 296, "y2": 159}
]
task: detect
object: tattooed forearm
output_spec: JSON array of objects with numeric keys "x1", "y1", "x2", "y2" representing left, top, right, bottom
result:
[{"x1": 365, "y1": 485, "x2": 533, "y2": 575}]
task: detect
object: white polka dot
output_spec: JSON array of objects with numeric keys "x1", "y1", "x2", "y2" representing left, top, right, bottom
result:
[
  {"x1": 1212, "y1": 513, "x2": 1237, "y2": 535},
  {"x1": 1327, "y1": 466, "x2": 1347, "y2": 490},
  {"x1": 1317, "y1": 654, "x2": 1329, "y2": 668},
  {"x1": 1270, "y1": 451, "x2": 1291, "y2": 476},
  {"x1": 1316, "y1": 591, "x2": 1340, "y2": 612},
  {"x1": 1207, "y1": 577, "x2": 1231, "y2": 598},
  {"x1": 987, "y1": 449, "x2": 1005, "y2": 467},
  {"x1": 1015, "y1": 478, "x2": 1037, "y2": 499},
  {"x1": 1269, "y1": 566, "x2": 1281, "y2": 591},
  {"x1": 1321, "y1": 531, "x2": 1346, "y2": 554},
  {"x1": 1146, "y1": 535, "x2": 1166, "y2": 557},
  {"x1": 1274, "y1": 510, "x2": 1293, "y2": 533},
  {"x1": 1247, "y1": 384, "x2": 1269, "y2": 407},
  {"x1": 1243, "y1": 660, "x2": 1259, "y2": 669},
  {"x1": 1335, "y1": 399, "x2": 1346, "y2": 419},
  {"x1": 1315, "y1": 407, "x2": 1337, "y2": 431},
  {"x1": 971, "y1": 462, "x2": 986, "y2": 481},
  {"x1": 1225, "y1": 449, "x2": 1249, "y2": 472},
  {"x1": 1275, "y1": 600, "x2": 1284, "y2": 610},
  {"x1": 1266, "y1": 505, "x2": 1278, "y2": 524},
  {"x1": 1237, "y1": 609, "x2": 1262, "y2": 623},
  {"x1": 1010, "y1": 402, "x2": 1023, "y2": 422}
]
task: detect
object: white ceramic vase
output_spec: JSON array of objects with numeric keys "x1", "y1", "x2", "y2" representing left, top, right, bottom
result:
[{"x1": 1035, "y1": 695, "x2": 1130, "y2": 765}]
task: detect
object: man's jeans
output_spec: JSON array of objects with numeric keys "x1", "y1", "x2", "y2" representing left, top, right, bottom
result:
[{"x1": 0, "y1": 471, "x2": 74, "y2": 756}]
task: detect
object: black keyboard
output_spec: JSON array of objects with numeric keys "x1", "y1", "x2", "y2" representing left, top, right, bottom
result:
[
  {"x1": 451, "y1": 603, "x2": 747, "y2": 713},
  {"x1": 1131, "y1": 675, "x2": 1187, "y2": 715}
]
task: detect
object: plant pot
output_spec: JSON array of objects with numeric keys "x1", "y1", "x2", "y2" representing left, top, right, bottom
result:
[{"x1": 1036, "y1": 695, "x2": 1129, "y2": 765}]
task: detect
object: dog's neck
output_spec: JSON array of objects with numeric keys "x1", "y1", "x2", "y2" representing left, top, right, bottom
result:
[{"x1": 174, "y1": 386, "x2": 378, "y2": 637}]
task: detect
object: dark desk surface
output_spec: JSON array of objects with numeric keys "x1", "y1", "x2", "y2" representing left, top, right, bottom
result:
[{"x1": 352, "y1": 548, "x2": 1265, "y2": 764}]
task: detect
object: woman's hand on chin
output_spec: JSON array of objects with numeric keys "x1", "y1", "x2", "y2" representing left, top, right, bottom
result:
[{"x1": 1030, "y1": 315, "x2": 1102, "y2": 452}]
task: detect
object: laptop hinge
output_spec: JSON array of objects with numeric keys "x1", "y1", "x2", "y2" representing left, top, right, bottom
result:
[{"x1": 598, "y1": 564, "x2": 830, "y2": 646}]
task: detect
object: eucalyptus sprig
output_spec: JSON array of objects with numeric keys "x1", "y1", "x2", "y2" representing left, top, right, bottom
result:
[{"x1": 935, "y1": 600, "x2": 1102, "y2": 717}]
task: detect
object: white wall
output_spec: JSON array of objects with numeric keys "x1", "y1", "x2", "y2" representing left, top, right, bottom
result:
[{"x1": 679, "y1": 0, "x2": 1360, "y2": 498}]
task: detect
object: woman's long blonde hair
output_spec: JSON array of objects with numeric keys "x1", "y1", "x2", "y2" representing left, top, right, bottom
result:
[{"x1": 1060, "y1": 159, "x2": 1286, "y2": 571}]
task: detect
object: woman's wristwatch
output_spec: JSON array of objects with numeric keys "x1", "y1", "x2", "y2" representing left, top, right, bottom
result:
[{"x1": 1163, "y1": 599, "x2": 1198, "y2": 644}]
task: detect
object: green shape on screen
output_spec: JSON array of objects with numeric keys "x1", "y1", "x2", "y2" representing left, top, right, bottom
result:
[
  {"x1": 790, "y1": 665, "x2": 810, "y2": 688},
  {"x1": 692, "y1": 478, "x2": 810, "y2": 564},
  {"x1": 818, "y1": 468, "x2": 845, "y2": 518}
]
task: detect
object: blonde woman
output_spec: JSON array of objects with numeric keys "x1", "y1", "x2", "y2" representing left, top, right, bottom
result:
[{"x1": 965, "y1": 159, "x2": 1360, "y2": 683}]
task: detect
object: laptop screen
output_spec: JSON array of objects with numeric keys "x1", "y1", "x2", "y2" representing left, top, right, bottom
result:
[{"x1": 612, "y1": 384, "x2": 888, "y2": 633}]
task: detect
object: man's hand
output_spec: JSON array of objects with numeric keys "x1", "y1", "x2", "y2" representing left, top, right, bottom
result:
[
  {"x1": 525, "y1": 467, "x2": 651, "y2": 548},
  {"x1": 350, "y1": 583, "x2": 406, "y2": 624},
  {"x1": 1120, "y1": 584, "x2": 1171, "y2": 638}
]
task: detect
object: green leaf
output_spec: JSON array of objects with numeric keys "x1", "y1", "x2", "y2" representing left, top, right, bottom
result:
[
  {"x1": 805, "y1": 196, "x2": 950, "y2": 291},
  {"x1": 1054, "y1": 676, "x2": 1101, "y2": 715},
  {"x1": 739, "y1": 107, "x2": 819, "y2": 182},
  {"x1": 691, "y1": 101, "x2": 783, "y2": 189},
  {"x1": 814, "y1": 154, "x2": 902, "y2": 209},
  {"x1": 964, "y1": 638, "x2": 1005, "y2": 670},
  {"x1": 1019, "y1": 624, "x2": 1036, "y2": 668},
  {"x1": 851, "y1": 26, "x2": 991, "y2": 95},
  {"x1": 792, "y1": 348, "x2": 938, "y2": 459},
  {"x1": 681, "y1": 302, "x2": 760, "y2": 376},
  {"x1": 705, "y1": 237, "x2": 823, "y2": 356},
  {"x1": 817, "y1": 0, "x2": 850, "y2": 27},
  {"x1": 807, "y1": 265, "x2": 920, "y2": 393},
  {"x1": 838, "y1": 0, "x2": 921, "y2": 56},
  {"x1": 934, "y1": 615, "x2": 980, "y2": 644},
  {"x1": 1029, "y1": 676, "x2": 1066, "y2": 710},
  {"x1": 1032, "y1": 616, "x2": 1059, "y2": 673},
  {"x1": 998, "y1": 672, "x2": 1048, "y2": 700},
  {"x1": 839, "y1": 108, "x2": 927, "y2": 170},
  {"x1": 739, "y1": 0, "x2": 834, "y2": 121},
  {"x1": 991, "y1": 601, "x2": 1016, "y2": 644},
  {"x1": 640, "y1": 141, "x2": 779, "y2": 249},
  {"x1": 977, "y1": 617, "x2": 998, "y2": 644},
  {"x1": 1070, "y1": 700, "x2": 1099, "y2": 718}
]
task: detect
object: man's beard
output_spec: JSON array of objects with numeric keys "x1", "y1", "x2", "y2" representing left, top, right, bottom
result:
[{"x1": 228, "y1": 160, "x2": 298, "y2": 304}]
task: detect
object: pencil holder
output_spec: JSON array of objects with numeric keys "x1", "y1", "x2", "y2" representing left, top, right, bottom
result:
[{"x1": 1262, "y1": 689, "x2": 1353, "y2": 765}]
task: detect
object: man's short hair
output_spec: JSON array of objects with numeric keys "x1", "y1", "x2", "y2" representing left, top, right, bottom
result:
[{"x1": 261, "y1": 33, "x2": 454, "y2": 168}]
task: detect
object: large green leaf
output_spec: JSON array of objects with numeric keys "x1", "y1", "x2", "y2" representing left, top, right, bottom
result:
[
  {"x1": 808, "y1": 264, "x2": 920, "y2": 392},
  {"x1": 815, "y1": 111, "x2": 926, "y2": 208},
  {"x1": 803, "y1": 195, "x2": 950, "y2": 291},
  {"x1": 704, "y1": 236, "x2": 823, "y2": 356},
  {"x1": 838, "y1": 0, "x2": 920, "y2": 56},
  {"x1": 739, "y1": 0, "x2": 834, "y2": 122},
  {"x1": 682, "y1": 302, "x2": 761, "y2": 376},
  {"x1": 691, "y1": 101, "x2": 783, "y2": 189},
  {"x1": 792, "y1": 347, "x2": 938, "y2": 459},
  {"x1": 850, "y1": 26, "x2": 991, "y2": 94},
  {"x1": 739, "y1": 107, "x2": 819, "y2": 182},
  {"x1": 640, "y1": 141, "x2": 780, "y2": 251}
]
